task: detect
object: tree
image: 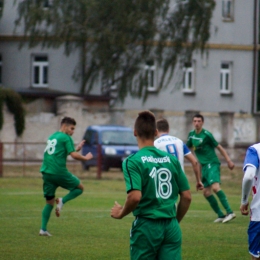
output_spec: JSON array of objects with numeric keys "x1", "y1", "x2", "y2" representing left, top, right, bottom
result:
[
  {"x1": 0, "y1": 2, "x2": 25, "y2": 137},
  {"x1": 0, "y1": 0, "x2": 3, "y2": 18},
  {"x1": 14, "y1": 0, "x2": 215, "y2": 103},
  {"x1": 0, "y1": 88, "x2": 25, "y2": 137}
]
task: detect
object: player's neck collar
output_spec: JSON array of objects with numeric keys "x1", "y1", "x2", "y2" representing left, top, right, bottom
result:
[{"x1": 160, "y1": 133, "x2": 169, "y2": 137}]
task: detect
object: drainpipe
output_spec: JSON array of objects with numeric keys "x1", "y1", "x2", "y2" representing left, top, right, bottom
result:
[{"x1": 252, "y1": 0, "x2": 259, "y2": 114}]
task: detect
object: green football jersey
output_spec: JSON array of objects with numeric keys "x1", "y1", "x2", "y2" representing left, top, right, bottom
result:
[
  {"x1": 40, "y1": 131, "x2": 75, "y2": 175},
  {"x1": 186, "y1": 128, "x2": 219, "y2": 165},
  {"x1": 122, "y1": 146, "x2": 190, "y2": 219}
]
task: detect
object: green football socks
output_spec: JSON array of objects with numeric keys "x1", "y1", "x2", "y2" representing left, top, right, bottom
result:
[
  {"x1": 62, "y1": 188, "x2": 83, "y2": 204},
  {"x1": 206, "y1": 195, "x2": 225, "y2": 218},
  {"x1": 216, "y1": 190, "x2": 232, "y2": 214},
  {"x1": 41, "y1": 204, "x2": 53, "y2": 231}
]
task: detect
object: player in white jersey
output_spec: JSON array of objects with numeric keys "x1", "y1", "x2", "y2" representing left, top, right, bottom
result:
[
  {"x1": 154, "y1": 118, "x2": 203, "y2": 191},
  {"x1": 240, "y1": 143, "x2": 260, "y2": 260}
]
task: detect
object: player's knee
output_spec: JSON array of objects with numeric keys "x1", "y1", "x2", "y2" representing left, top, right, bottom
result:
[
  {"x1": 45, "y1": 196, "x2": 55, "y2": 205},
  {"x1": 45, "y1": 195, "x2": 55, "y2": 201},
  {"x1": 77, "y1": 183, "x2": 84, "y2": 191},
  {"x1": 203, "y1": 190, "x2": 211, "y2": 197},
  {"x1": 212, "y1": 184, "x2": 221, "y2": 193}
]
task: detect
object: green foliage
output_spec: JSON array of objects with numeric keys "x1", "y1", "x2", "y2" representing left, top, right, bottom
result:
[
  {"x1": 14, "y1": 0, "x2": 215, "y2": 103},
  {"x1": 0, "y1": 0, "x2": 4, "y2": 18},
  {"x1": 0, "y1": 88, "x2": 25, "y2": 136}
]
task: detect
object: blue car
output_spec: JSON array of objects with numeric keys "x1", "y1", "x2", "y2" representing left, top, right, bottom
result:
[{"x1": 81, "y1": 125, "x2": 139, "y2": 171}]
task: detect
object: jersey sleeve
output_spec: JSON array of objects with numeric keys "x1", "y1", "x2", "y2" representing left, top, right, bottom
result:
[
  {"x1": 65, "y1": 135, "x2": 76, "y2": 155},
  {"x1": 183, "y1": 144, "x2": 191, "y2": 156},
  {"x1": 243, "y1": 146, "x2": 259, "y2": 171},
  {"x1": 122, "y1": 157, "x2": 142, "y2": 193},
  {"x1": 186, "y1": 132, "x2": 192, "y2": 148},
  {"x1": 205, "y1": 130, "x2": 219, "y2": 147}
]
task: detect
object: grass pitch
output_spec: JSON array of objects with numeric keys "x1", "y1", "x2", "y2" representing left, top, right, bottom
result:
[{"x1": 0, "y1": 165, "x2": 249, "y2": 260}]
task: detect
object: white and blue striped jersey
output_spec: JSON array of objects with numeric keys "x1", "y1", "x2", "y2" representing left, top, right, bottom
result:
[
  {"x1": 243, "y1": 143, "x2": 260, "y2": 221},
  {"x1": 154, "y1": 134, "x2": 191, "y2": 170}
]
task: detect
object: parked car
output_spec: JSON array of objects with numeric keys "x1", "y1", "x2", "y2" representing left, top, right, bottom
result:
[{"x1": 81, "y1": 125, "x2": 139, "y2": 171}]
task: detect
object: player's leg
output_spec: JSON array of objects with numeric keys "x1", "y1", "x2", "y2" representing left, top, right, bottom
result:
[
  {"x1": 209, "y1": 164, "x2": 236, "y2": 223},
  {"x1": 40, "y1": 173, "x2": 57, "y2": 236},
  {"x1": 248, "y1": 221, "x2": 260, "y2": 260},
  {"x1": 157, "y1": 218, "x2": 182, "y2": 260},
  {"x1": 61, "y1": 175, "x2": 83, "y2": 204},
  {"x1": 40, "y1": 197, "x2": 55, "y2": 236},
  {"x1": 212, "y1": 182, "x2": 232, "y2": 214},
  {"x1": 204, "y1": 187, "x2": 225, "y2": 222},
  {"x1": 55, "y1": 173, "x2": 83, "y2": 217},
  {"x1": 202, "y1": 165, "x2": 225, "y2": 222},
  {"x1": 130, "y1": 217, "x2": 163, "y2": 260}
]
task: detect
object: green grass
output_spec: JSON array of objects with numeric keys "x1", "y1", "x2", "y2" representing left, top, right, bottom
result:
[{"x1": 0, "y1": 166, "x2": 250, "y2": 260}]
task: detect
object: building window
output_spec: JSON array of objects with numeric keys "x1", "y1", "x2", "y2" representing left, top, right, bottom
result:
[
  {"x1": 32, "y1": 55, "x2": 48, "y2": 87},
  {"x1": 220, "y1": 62, "x2": 232, "y2": 94},
  {"x1": 182, "y1": 61, "x2": 195, "y2": 93},
  {"x1": 32, "y1": 0, "x2": 52, "y2": 9},
  {"x1": 222, "y1": 0, "x2": 234, "y2": 21},
  {"x1": 144, "y1": 60, "x2": 157, "y2": 92},
  {"x1": 0, "y1": 55, "x2": 2, "y2": 85},
  {"x1": 43, "y1": 0, "x2": 53, "y2": 9}
]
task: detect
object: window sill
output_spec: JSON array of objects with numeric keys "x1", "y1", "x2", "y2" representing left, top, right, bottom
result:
[
  {"x1": 32, "y1": 85, "x2": 49, "y2": 88},
  {"x1": 147, "y1": 87, "x2": 158, "y2": 93},
  {"x1": 220, "y1": 91, "x2": 233, "y2": 96},
  {"x1": 222, "y1": 18, "x2": 234, "y2": 22},
  {"x1": 182, "y1": 90, "x2": 196, "y2": 95}
]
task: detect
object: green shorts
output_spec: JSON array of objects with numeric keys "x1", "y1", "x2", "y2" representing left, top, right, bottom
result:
[
  {"x1": 41, "y1": 172, "x2": 81, "y2": 198},
  {"x1": 201, "y1": 163, "x2": 221, "y2": 188},
  {"x1": 130, "y1": 217, "x2": 181, "y2": 260}
]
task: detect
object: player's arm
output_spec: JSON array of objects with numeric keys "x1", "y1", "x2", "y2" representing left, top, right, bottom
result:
[
  {"x1": 111, "y1": 190, "x2": 142, "y2": 219},
  {"x1": 216, "y1": 144, "x2": 235, "y2": 170},
  {"x1": 70, "y1": 151, "x2": 93, "y2": 161},
  {"x1": 185, "y1": 153, "x2": 203, "y2": 191},
  {"x1": 240, "y1": 165, "x2": 255, "y2": 215},
  {"x1": 176, "y1": 189, "x2": 191, "y2": 223},
  {"x1": 75, "y1": 140, "x2": 85, "y2": 152}
]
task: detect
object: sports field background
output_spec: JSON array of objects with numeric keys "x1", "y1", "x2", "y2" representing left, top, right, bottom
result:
[{"x1": 0, "y1": 164, "x2": 249, "y2": 260}]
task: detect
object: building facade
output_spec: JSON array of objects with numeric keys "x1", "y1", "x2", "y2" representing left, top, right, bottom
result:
[
  {"x1": 0, "y1": 1, "x2": 259, "y2": 115},
  {"x1": 115, "y1": 0, "x2": 259, "y2": 115},
  {"x1": 0, "y1": 0, "x2": 259, "y2": 158}
]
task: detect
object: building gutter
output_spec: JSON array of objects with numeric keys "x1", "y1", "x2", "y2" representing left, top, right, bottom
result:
[{"x1": 252, "y1": 0, "x2": 259, "y2": 114}]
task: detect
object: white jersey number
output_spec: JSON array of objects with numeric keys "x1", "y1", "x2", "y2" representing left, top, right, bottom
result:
[
  {"x1": 149, "y1": 167, "x2": 172, "y2": 199},
  {"x1": 166, "y1": 144, "x2": 178, "y2": 159},
  {"x1": 44, "y1": 139, "x2": 57, "y2": 155}
]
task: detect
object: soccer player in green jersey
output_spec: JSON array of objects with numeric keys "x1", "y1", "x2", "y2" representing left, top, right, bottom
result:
[
  {"x1": 186, "y1": 114, "x2": 236, "y2": 224},
  {"x1": 111, "y1": 110, "x2": 191, "y2": 260},
  {"x1": 39, "y1": 117, "x2": 93, "y2": 236}
]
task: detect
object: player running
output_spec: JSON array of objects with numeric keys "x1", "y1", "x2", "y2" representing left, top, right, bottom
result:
[
  {"x1": 39, "y1": 117, "x2": 93, "y2": 236},
  {"x1": 186, "y1": 113, "x2": 236, "y2": 223}
]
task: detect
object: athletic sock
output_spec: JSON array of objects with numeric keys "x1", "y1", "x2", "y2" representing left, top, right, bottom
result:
[
  {"x1": 206, "y1": 194, "x2": 225, "y2": 218},
  {"x1": 216, "y1": 190, "x2": 232, "y2": 214},
  {"x1": 41, "y1": 204, "x2": 53, "y2": 231},
  {"x1": 62, "y1": 188, "x2": 83, "y2": 204}
]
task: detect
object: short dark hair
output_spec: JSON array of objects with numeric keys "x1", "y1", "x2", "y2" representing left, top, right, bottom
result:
[
  {"x1": 61, "y1": 117, "x2": 76, "y2": 126},
  {"x1": 134, "y1": 110, "x2": 156, "y2": 140},
  {"x1": 156, "y1": 118, "x2": 169, "y2": 132},
  {"x1": 193, "y1": 114, "x2": 204, "y2": 122}
]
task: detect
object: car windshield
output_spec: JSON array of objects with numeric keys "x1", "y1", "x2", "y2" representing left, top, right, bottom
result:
[{"x1": 101, "y1": 130, "x2": 137, "y2": 145}]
